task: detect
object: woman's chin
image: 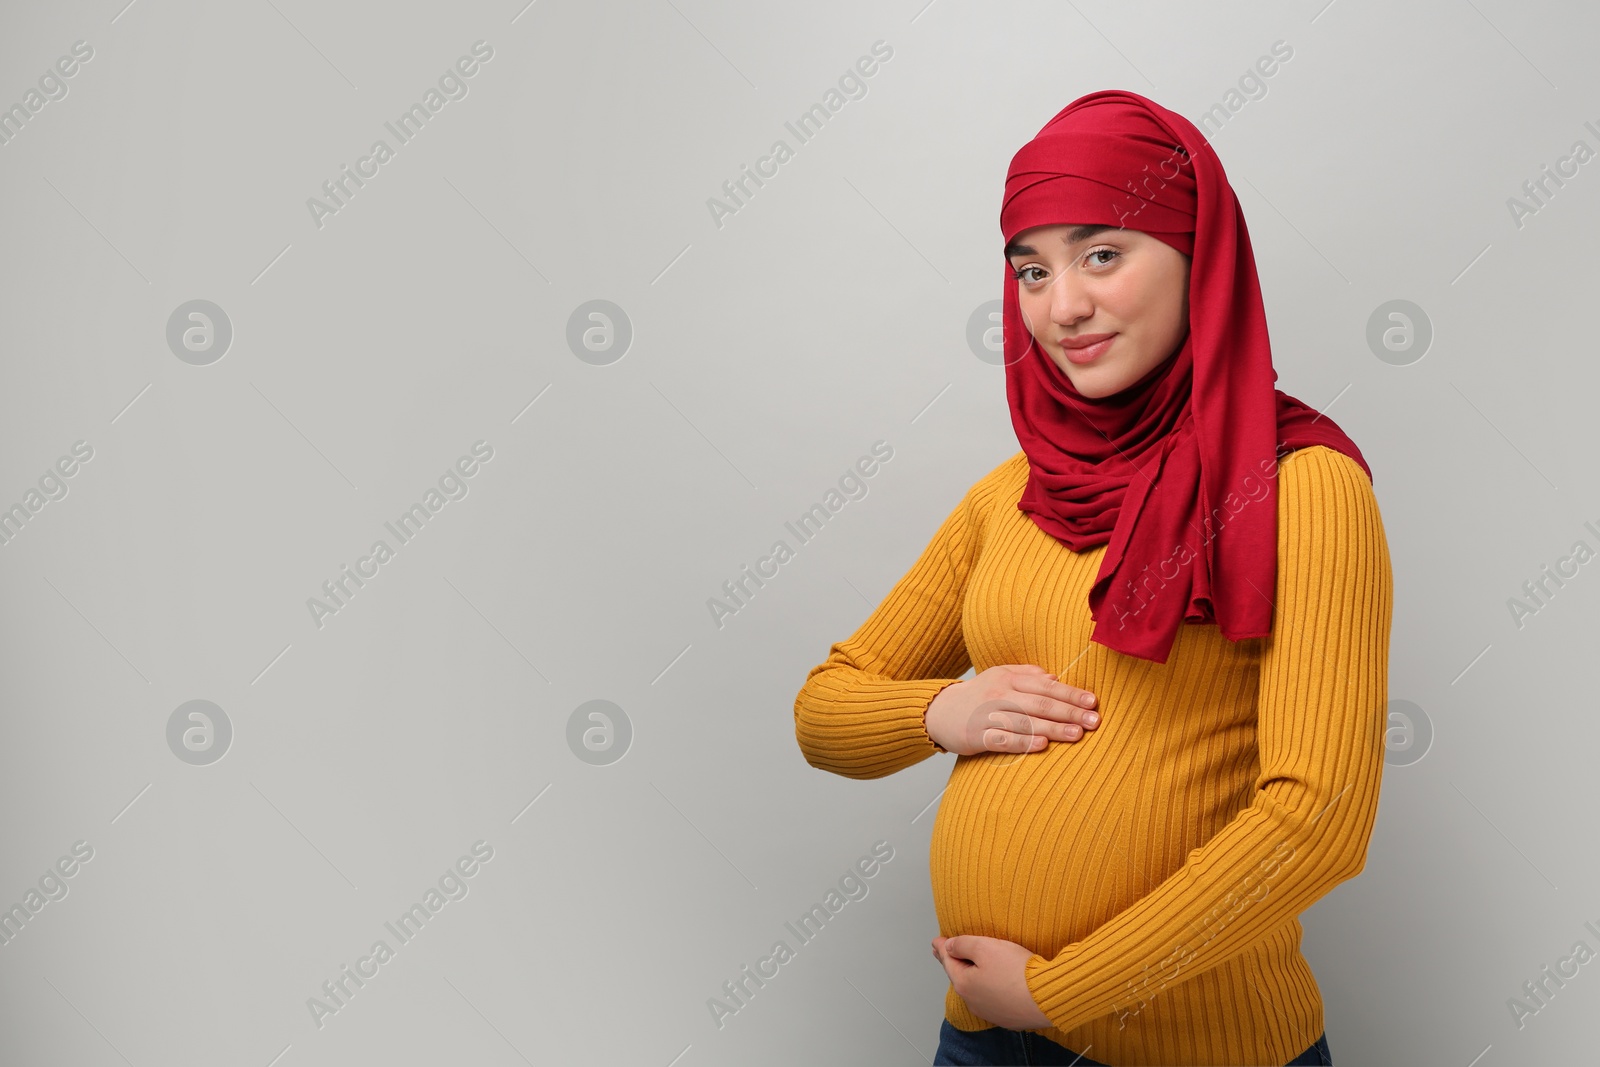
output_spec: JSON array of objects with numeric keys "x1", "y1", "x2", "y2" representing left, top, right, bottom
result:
[{"x1": 1056, "y1": 365, "x2": 1125, "y2": 399}]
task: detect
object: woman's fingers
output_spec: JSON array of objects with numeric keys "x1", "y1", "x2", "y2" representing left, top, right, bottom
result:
[
  {"x1": 1014, "y1": 674, "x2": 1099, "y2": 720},
  {"x1": 1038, "y1": 676, "x2": 1098, "y2": 709},
  {"x1": 981, "y1": 723, "x2": 1048, "y2": 752},
  {"x1": 1004, "y1": 694, "x2": 1099, "y2": 733},
  {"x1": 961, "y1": 670, "x2": 1103, "y2": 754},
  {"x1": 983, "y1": 708, "x2": 1083, "y2": 748}
]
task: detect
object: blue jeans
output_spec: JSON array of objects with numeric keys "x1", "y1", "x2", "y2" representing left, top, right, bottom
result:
[{"x1": 932, "y1": 1018, "x2": 1334, "y2": 1065}]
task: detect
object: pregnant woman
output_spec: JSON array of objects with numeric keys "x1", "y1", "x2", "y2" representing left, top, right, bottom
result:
[{"x1": 793, "y1": 91, "x2": 1391, "y2": 1067}]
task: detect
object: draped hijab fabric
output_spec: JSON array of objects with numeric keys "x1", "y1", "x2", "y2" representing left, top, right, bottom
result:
[{"x1": 1000, "y1": 89, "x2": 1372, "y2": 664}]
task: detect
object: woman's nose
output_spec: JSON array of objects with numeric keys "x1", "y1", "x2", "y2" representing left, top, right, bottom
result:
[{"x1": 1049, "y1": 271, "x2": 1092, "y2": 324}]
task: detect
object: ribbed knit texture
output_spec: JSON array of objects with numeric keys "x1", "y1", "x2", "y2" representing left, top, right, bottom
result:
[{"x1": 794, "y1": 445, "x2": 1392, "y2": 1066}]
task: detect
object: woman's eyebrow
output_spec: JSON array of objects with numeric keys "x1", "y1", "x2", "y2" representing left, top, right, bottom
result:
[{"x1": 1005, "y1": 224, "x2": 1117, "y2": 259}]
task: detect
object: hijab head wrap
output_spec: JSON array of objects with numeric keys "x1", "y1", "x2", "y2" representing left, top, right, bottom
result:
[{"x1": 1000, "y1": 89, "x2": 1372, "y2": 664}]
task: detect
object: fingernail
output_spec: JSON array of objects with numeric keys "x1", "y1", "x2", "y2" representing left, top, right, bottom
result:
[{"x1": 1084, "y1": 712, "x2": 1099, "y2": 726}]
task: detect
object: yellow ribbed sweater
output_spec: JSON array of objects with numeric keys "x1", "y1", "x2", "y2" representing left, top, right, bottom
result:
[{"x1": 794, "y1": 444, "x2": 1392, "y2": 1066}]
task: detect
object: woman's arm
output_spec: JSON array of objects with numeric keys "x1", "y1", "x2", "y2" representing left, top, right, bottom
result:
[
  {"x1": 792, "y1": 467, "x2": 990, "y2": 779},
  {"x1": 1021, "y1": 446, "x2": 1394, "y2": 1033}
]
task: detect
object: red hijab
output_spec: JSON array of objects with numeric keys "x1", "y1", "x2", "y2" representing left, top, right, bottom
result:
[{"x1": 1001, "y1": 89, "x2": 1372, "y2": 664}]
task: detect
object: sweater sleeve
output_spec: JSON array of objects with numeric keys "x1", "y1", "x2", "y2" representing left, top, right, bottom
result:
[
  {"x1": 1022, "y1": 446, "x2": 1394, "y2": 1033},
  {"x1": 792, "y1": 466, "x2": 993, "y2": 780}
]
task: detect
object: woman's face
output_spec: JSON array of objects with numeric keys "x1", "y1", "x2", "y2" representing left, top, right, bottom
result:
[{"x1": 1005, "y1": 223, "x2": 1191, "y2": 398}]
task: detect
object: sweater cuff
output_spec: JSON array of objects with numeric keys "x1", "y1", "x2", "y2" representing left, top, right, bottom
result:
[
  {"x1": 795, "y1": 676, "x2": 962, "y2": 778},
  {"x1": 923, "y1": 678, "x2": 964, "y2": 754},
  {"x1": 1025, "y1": 949, "x2": 1093, "y2": 1032}
]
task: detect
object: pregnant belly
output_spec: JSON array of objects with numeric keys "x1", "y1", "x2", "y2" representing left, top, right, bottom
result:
[{"x1": 928, "y1": 738, "x2": 1237, "y2": 953}]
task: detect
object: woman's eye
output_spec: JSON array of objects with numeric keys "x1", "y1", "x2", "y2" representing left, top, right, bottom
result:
[{"x1": 1013, "y1": 251, "x2": 1119, "y2": 283}]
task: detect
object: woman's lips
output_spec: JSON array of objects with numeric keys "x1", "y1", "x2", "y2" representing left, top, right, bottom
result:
[{"x1": 1059, "y1": 334, "x2": 1115, "y2": 365}]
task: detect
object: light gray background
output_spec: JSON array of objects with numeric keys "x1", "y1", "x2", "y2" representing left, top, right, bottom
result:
[{"x1": 1, "y1": 0, "x2": 1596, "y2": 1064}]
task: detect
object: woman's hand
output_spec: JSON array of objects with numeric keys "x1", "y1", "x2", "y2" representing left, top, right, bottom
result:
[
  {"x1": 924, "y1": 664, "x2": 1099, "y2": 756},
  {"x1": 931, "y1": 934, "x2": 1053, "y2": 1030}
]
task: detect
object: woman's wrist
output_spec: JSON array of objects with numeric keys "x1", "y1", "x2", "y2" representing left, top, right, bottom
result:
[{"x1": 924, "y1": 679, "x2": 963, "y2": 753}]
